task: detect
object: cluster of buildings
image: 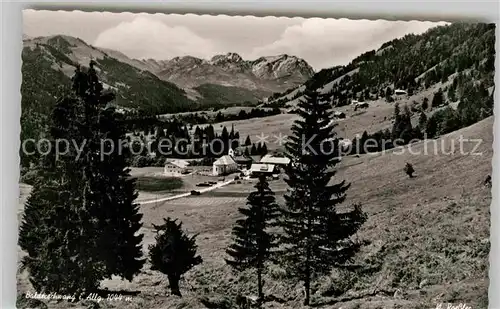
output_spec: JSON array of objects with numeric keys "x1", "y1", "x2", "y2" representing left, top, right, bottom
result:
[
  {"x1": 212, "y1": 149, "x2": 291, "y2": 177},
  {"x1": 248, "y1": 154, "x2": 290, "y2": 177},
  {"x1": 163, "y1": 147, "x2": 291, "y2": 179}
]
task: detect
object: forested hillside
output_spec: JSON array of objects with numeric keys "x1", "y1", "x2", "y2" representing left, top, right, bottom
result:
[
  {"x1": 267, "y1": 23, "x2": 495, "y2": 112},
  {"x1": 20, "y1": 38, "x2": 196, "y2": 166},
  {"x1": 22, "y1": 38, "x2": 195, "y2": 114}
]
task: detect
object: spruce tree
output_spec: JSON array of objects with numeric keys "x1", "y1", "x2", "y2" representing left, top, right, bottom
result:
[
  {"x1": 279, "y1": 90, "x2": 367, "y2": 306},
  {"x1": 422, "y1": 97, "x2": 429, "y2": 110},
  {"x1": 426, "y1": 115, "x2": 439, "y2": 138},
  {"x1": 404, "y1": 162, "x2": 415, "y2": 178},
  {"x1": 245, "y1": 135, "x2": 252, "y2": 146},
  {"x1": 419, "y1": 111, "x2": 428, "y2": 128},
  {"x1": 256, "y1": 143, "x2": 263, "y2": 155},
  {"x1": 75, "y1": 61, "x2": 145, "y2": 280},
  {"x1": 19, "y1": 62, "x2": 145, "y2": 296},
  {"x1": 226, "y1": 176, "x2": 280, "y2": 303},
  {"x1": 432, "y1": 89, "x2": 443, "y2": 108},
  {"x1": 391, "y1": 103, "x2": 403, "y2": 140},
  {"x1": 251, "y1": 143, "x2": 258, "y2": 155},
  {"x1": 19, "y1": 69, "x2": 105, "y2": 296},
  {"x1": 93, "y1": 110, "x2": 145, "y2": 280},
  {"x1": 399, "y1": 105, "x2": 415, "y2": 144},
  {"x1": 149, "y1": 218, "x2": 202, "y2": 296},
  {"x1": 385, "y1": 87, "x2": 393, "y2": 102},
  {"x1": 261, "y1": 143, "x2": 268, "y2": 156}
]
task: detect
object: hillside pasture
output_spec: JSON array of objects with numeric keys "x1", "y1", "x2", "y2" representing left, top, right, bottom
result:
[
  {"x1": 16, "y1": 117, "x2": 492, "y2": 309},
  {"x1": 198, "y1": 82, "x2": 458, "y2": 153},
  {"x1": 135, "y1": 177, "x2": 183, "y2": 193}
]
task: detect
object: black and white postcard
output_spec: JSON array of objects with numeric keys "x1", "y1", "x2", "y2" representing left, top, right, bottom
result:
[{"x1": 17, "y1": 9, "x2": 495, "y2": 309}]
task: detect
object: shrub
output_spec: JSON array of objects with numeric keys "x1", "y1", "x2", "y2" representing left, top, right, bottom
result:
[
  {"x1": 149, "y1": 218, "x2": 202, "y2": 296},
  {"x1": 131, "y1": 155, "x2": 152, "y2": 167},
  {"x1": 404, "y1": 163, "x2": 415, "y2": 178}
]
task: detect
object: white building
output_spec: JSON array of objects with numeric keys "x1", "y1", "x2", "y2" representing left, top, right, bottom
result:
[
  {"x1": 394, "y1": 89, "x2": 407, "y2": 95},
  {"x1": 260, "y1": 154, "x2": 291, "y2": 166},
  {"x1": 354, "y1": 102, "x2": 369, "y2": 109},
  {"x1": 249, "y1": 163, "x2": 276, "y2": 177},
  {"x1": 213, "y1": 155, "x2": 238, "y2": 176},
  {"x1": 164, "y1": 159, "x2": 190, "y2": 176},
  {"x1": 339, "y1": 139, "x2": 352, "y2": 152}
]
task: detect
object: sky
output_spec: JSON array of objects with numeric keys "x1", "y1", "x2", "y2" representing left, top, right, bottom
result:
[{"x1": 23, "y1": 10, "x2": 448, "y2": 70}]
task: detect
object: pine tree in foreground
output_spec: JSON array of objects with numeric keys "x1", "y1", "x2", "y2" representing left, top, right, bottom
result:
[
  {"x1": 81, "y1": 62, "x2": 145, "y2": 280},
  {"x1": 19, "y1": 78, "x2": 105, "y2": 296},
  {"x1": 279, "y1": 90, "x2": 367, "y2": 306},
  {"x1": 19, "y1": 62, "x2": 144, "y2": 296},
  {"x1": 149, "y1": 218, "x2": 202, "y2": 296},
  {"x1": 226, "y1": 175, "x2": 280, "y2": 304}
]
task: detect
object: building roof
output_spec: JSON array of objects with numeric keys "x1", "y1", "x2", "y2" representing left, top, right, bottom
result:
[
  {"x1": 233, "y1": 155, "x2": 253, "y2": 163},
  {"x1": 213, "y1": 155, "x2": 237, "y2": 166},
  {"x1": 260, "y1": 154, "x2": 291, "y2": 165},
  {"x1": 355, "y1": 101, "x2": 368, "y2": 106},
  {"x1": 166, "y1": 159, "x2": 190, "y2": 169},
  {"x1": 339, "y1": 139, "x2": 352, "y2": 148},
  {"x1": 249, "y1": 163, "x2": 275, "y2": 173}
]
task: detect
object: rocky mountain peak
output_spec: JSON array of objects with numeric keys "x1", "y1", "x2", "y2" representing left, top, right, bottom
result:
[
  {"x1": 251, "y1": 54, "x2": 315, "y2": 80},
  {"x1": 207, "y1": 52, "x2": 248, "y2": 73},
  {"x1": 170, "y1": 55, "x2": 204, "y2": 66},
  {"x1": 210, "y1": 52, "x2": 244, "y2": 65}
]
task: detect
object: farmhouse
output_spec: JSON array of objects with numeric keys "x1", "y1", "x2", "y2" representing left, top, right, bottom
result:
[
  {"x1": 339, "y1": 139, "x2": 353, "y2": 152},
  {"x1": 164, "y1": 159, "x2": 190, "y2": 176},
  {"x1": 213, "y1": 155, "x2": 238, "y2": 176},
  {"x1": 333, "y1": 111, "x2": 346, "y2": 119},
  {"x1": 233, "y1": 155, "x2": 253, "y2": 169},
  {"x1": 354, "y1": 102, "x2": 369, "y2": 109},
  {"x1": 249, "y1": 163, "x2": 276, "y2": 177},
  {"x1": 260, "y1": 154, "x2": 290, "y2": 166}
]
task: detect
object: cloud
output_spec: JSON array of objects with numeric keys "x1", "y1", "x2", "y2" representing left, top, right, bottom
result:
[
  {"x1": 24, "y1": 10, "x2": 448, "y2": 70},
  {"x1": 251, "y1": 18, "x2": 448, "y2": 69},
  {"x1": 23, "y1": 10, "x2": 135, "y2": 43},
  {"x1": 93, "y1": 16, "x2": 219, "y2": 60}
]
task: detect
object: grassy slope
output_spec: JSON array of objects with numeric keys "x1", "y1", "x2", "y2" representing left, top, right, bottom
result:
[
  {"x1": 135, "y1": 177, "x2": 183, "y2": 193},
  {"x1": 198, "y1": 82, "x2": 447, "y2": 152},
  {"x1": 194, "y1": 83, "x2": 270, "y2": 107},
  {"x1": 16, "y1": 117, "x2": 492, "y2": 309}
]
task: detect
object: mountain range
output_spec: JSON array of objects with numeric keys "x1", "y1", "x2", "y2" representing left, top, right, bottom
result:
[
  {"x1": 22, "y1": 35, "x2": 314, "y2": 112},
  {"x1": 21, "y1": 23, "x2": 495, "y2": 170},
  {"x1": 128, "y1": 52, "x2": 314, "y2": 99}
]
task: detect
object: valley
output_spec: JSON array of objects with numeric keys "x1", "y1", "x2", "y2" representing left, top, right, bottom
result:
[
  {"x1": 17, "y1": 20, "x2": 495, "y2": 309},
  {"x1": 17, "y1": 117, "x2": 493, "y2": 309}
]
